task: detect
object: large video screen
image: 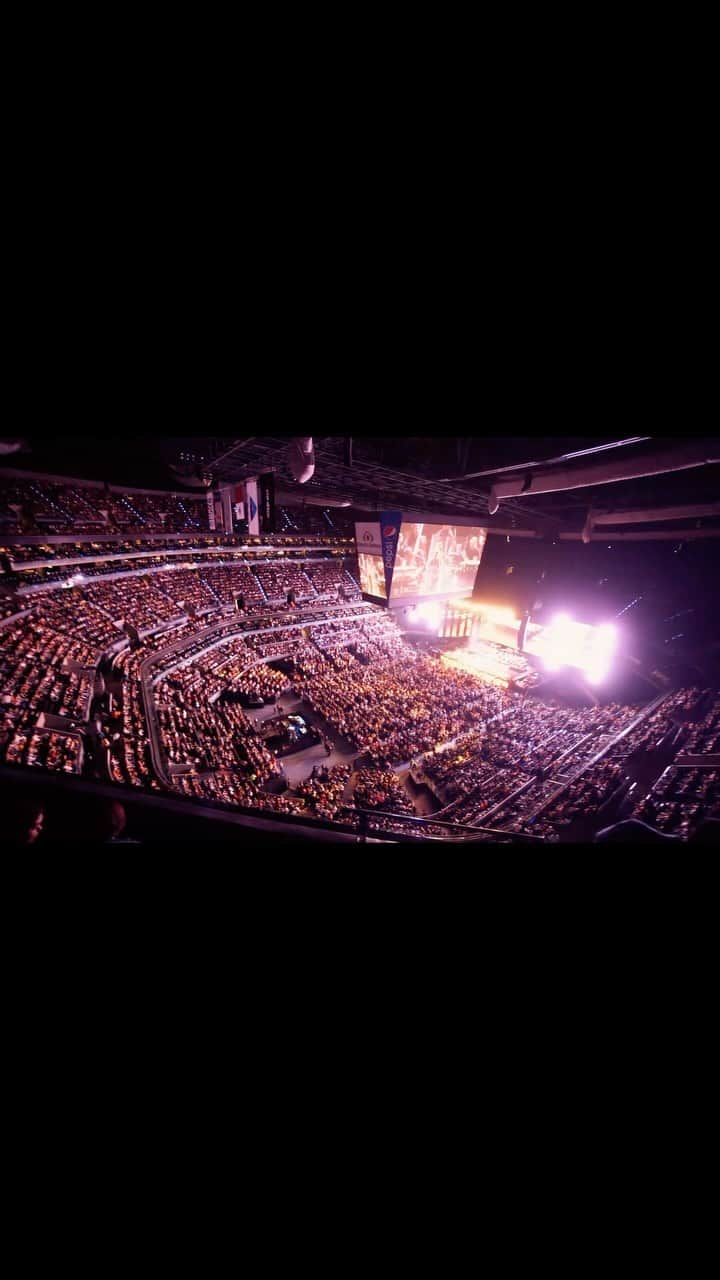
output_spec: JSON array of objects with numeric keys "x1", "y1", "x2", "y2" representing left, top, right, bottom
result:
[
  {"x1": 357, "y1": 552, "x2": 387, "y2": 599},
  {"x1": 390, "y1": 524, "x2": 486, "y2": 599}
]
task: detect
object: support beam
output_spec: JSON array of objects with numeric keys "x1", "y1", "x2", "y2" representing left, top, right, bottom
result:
[
  {"x1": 559, "y1": 527, "x2": 720, "y2": 541},
  {"x1": 592, "y1": 502, "x2": 720, "y2": 525},
  {"x1": 487, "y1": 441, "x2": 719, "y2": 513}
]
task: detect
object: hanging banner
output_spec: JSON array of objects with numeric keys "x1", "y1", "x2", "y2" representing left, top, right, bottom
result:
[
  {"x1": 380, "y1": 511, "x2": 402, "y2": 598},
  {"x1": 213, "y1": 495, "x2": 224, "y2": 531},
  {"x1": 259, "y1": 472, "x2": 276, "y2": 535},
  {"x1": 207, "y1": 492, "x2": 215, "y2": 530},
  {"x1": 246, "y1": 477, "x2": 260, "y2": 535},
  {"x1": 232, "y1": 483, "x2": 245, "y2": 528}
]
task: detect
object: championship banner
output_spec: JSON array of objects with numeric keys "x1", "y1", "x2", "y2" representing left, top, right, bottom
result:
[
  {"x1": 246, "y1": 478, "x2": 260, "y2": 535},
  {"x1": 380, "y1": 511, "x2": 402, "y2": 599},
  {"x1": 207, "y1": 491, "x2": 216, "y2": 530},
  {"x1": 213, "y1": 495, "x2": 225, "y2": 531},
  {"x1": 259, "y1": 472, "x2": 276, "y2": 535}
]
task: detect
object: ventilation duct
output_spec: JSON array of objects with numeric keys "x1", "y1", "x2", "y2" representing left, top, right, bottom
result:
[{"x1": 487, "y1": 442, "x2": 720, "y2": 515}]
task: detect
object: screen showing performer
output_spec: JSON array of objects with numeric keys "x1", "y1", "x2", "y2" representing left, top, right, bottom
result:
[
  {"x1": 390, "y1": 524, "x2": 486, "y2": 598},
  {"x1": 358, "y1": 552, "x2": 387, "y2": 599}
]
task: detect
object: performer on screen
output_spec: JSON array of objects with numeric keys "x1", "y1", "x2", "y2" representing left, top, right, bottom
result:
[{"x1": 423, "y1": 529, "x2": 445, "y2": 593}]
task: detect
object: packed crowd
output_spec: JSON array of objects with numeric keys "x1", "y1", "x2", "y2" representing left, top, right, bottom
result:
[
  {"x1": 253, "y1": 564, "x2": 316, "y2": 602},
  {"x1": 31, "y1": 590, "x2": 121, "y2": 648},
  {"x1": 231, "y1": 663, "x2": 288, "y2": 702},
  {"x1": 527, "y1": 759, "x2": 626, "y2": 838},
  {"x1": 610, "y1": 687, "x2": 708, "y2": 759},
  {"x1": 304, "y1": 562, "x2": 349, "y2": 598},
  {"x1": 296, "y1": 763, "x2": 353, "y2": 820},
  {"x1": 0, "y1": 475, "x2": 211, "y2": 535},
  {"x1": 1, "y1": 470, "x2": 363, "y2": 549},
  {"x1": 155, "y1": 677, "x2": 282, "y2": 784},
  {"x1": 0, "y1": 620, "x2": 99, "y2": 753},
  {"x1": 2, "y1": 725, "x2": 83, "y2": 773},
  {"x1": 682, "y1": 693, "x2": 720, "y2": 754},
  {"x1": 352, "y1": 767, "x2": 415, "y2": 814},
  {"x1": 292, "y1": 620, "x2": 498, "y2": 766},
  {"x1": 631, "y1": 765, "x2": 720, "y2": 837}
]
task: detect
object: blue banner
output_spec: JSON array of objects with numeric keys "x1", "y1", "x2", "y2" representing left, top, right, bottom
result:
[{"x1": 380, "y1": 511, "x2": 402, "y2": 599}]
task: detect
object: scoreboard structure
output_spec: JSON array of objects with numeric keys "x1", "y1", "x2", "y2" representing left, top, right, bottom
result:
[{"x1": 355, "y1": 514, "x2": 487, "y2": 607}]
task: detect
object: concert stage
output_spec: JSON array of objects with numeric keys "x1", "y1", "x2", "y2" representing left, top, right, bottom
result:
[{"x1": 440, "y1": 639, "x2": 532, "y2": 688}]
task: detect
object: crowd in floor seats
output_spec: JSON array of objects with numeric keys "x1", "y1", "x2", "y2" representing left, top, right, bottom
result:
[
  {"x1": 292, "y1": 625, "x2": 500, "y2": 765},
  {"x1": 528, "y1": 760, "x2": 626, "y2": 838},
  {"x1": 631, "y1": 765, "x2": 720, "y2": 837},
  {"x1": 352, "y1": 767, "x2": 415, "y2": 815},
  {"x1": 296, "y1": 763, "x2": 352, "y2": 820},
  {"x1": 231, "y1": 664, "x2": 287, "y2": 702},
  {"x1": 3, "y1": 725, "x2": 82, "y2": 773},
  {"x1": 610, "y1": 687, "x2": 707, "y2": 759},
  {"x1": 156, "y1": 677, "x2": 281, "y2": 782},
  {"x1": 682, "y1": 693, "x2": 720, "y2": 754}
]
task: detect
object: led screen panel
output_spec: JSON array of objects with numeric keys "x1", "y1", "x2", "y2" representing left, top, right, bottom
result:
[
  {"x1": 390, "y1": 524, "x2": 486, "y2": 599},
  {"x1": 357, "y1": 552, "x2": 387, "y2": 599}
]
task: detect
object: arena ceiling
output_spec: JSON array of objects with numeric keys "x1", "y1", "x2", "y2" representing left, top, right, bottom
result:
[
  {"x1": 5, "y1": 433, "x2": 719, "y2": 539},
  {"x1": 163, "y1": 434, "x2": 720, "y2": 540}
]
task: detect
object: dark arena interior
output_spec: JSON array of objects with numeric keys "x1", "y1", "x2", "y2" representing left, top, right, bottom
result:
[{"x1": 1, "y1": 433, "x2": 719, "y2": 847}]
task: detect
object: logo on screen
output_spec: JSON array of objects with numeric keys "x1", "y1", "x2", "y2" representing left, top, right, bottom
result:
[
  {"x1": 362, "y1": 531, "x2": 373, "y2": 542},
  {"x1": 383, "y1": 526, "x2": 397, "y2": 538}
]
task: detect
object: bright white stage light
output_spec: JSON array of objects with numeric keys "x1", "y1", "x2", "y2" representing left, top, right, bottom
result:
[
  {"x1": 408, "y1": 601, "x2": 443, "y2": 630},
  {"x1": 541, "y1": 615, "x2": 619, "y2": 680},
  {"x1": 580, "y1": 622, "x2": 618, "y2": 683},
  {"x1": 419, "y1": 601, "x2": 443, "y2": 628}
]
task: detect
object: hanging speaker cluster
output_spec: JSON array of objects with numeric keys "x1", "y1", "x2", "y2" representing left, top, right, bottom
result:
[{"x1": 287, "y1": 438, "x2": 315, "y2": 484}]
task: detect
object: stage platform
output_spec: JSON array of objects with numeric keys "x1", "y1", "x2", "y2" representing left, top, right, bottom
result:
[{"x1": 440, "y1": 639, "x2": 532, "y2": 688}]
